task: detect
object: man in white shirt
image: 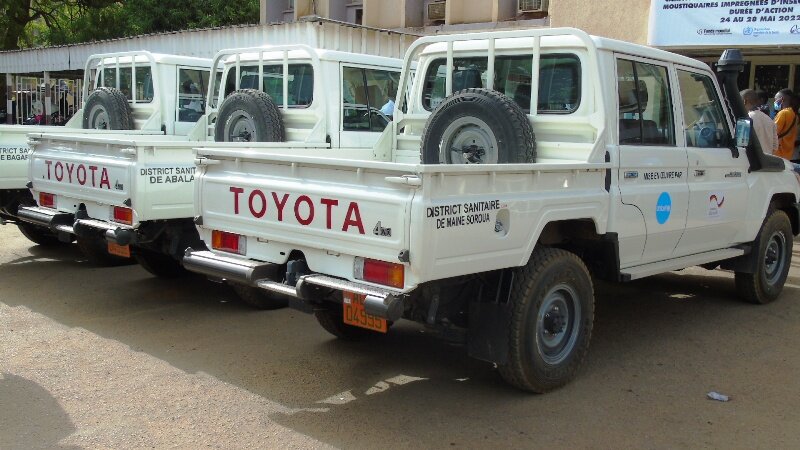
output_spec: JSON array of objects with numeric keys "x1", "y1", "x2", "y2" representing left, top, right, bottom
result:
[{"x1": 741, "y1": 89, "x2": 778, "y2": 155}]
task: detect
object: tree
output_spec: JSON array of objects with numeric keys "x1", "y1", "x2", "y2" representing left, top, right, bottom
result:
[
  {"x1": 0, "y1": 0, "x2": 119, "y2": 50},
  {"x1": 1, "y1": 0, "x2": 259, "y2": 50}
]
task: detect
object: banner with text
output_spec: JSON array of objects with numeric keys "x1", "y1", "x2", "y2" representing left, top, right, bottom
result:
[{"x1": 648, "y1": 0, "x2": 800, "y2": 46}]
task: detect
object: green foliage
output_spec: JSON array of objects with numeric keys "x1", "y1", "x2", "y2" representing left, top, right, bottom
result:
[{"x1": 0, "y1": 0, "x2": 259, "y2": 50}]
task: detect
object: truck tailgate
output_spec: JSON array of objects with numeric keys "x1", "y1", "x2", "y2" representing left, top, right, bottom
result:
[
  {"x1": 197, "y1": 154, "x2": 417, "y2": 277},
  {"x1": 30, "y1": 133, "x2": 197, "y2": 222}
]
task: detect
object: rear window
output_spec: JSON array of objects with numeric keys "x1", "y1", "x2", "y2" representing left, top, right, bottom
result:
[
  {"x1": 223, "y1": 64, "x2": 314, "y2": 108},
  {"x1": 421, "y1": 53, "x2": 581, "y2": 114}
]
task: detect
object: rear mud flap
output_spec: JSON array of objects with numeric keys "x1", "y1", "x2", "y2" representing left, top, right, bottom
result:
[{"x1": 467, "y1": 270, "x2": 515, "y2": 365}]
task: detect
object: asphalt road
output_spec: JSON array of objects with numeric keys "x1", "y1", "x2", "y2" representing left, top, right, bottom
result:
[{"x1": 2, "y1": 224, "x2": 800, "y2": 448}]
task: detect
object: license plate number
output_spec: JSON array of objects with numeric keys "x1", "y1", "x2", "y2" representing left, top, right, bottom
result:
[
  {"x1": 342, "y1": 292, "x2": 387, "y2": 333},
  {"x1": 107, "y1": 242, "x2": 131, "y2": 258}
]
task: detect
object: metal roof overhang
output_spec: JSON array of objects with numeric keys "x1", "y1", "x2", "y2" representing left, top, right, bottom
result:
[{"x1": 0, "y1": 17, "x2": 421, "y2": 74}]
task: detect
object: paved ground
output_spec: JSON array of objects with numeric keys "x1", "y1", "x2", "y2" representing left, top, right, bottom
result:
[{"x1": 1, "y1": 225, "x2": 800, "y2": 448}]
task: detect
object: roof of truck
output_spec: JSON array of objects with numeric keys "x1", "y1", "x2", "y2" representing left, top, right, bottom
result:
[
  {"x1": 94, "y1": 52, "x2": 213, "y2": 68},
  {"x1": 220, "y1": 47, "x2": 404, "y2": 69},
  {"x1": 417, "y1": 28, "x2": 709, "y2": 72}
]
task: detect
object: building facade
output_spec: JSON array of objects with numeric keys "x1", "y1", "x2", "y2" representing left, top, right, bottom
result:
[{"x1": 261, "y1": 0, "x2": 799, "y2": 96}]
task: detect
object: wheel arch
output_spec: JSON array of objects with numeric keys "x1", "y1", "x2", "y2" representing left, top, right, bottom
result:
[
  {"x1": 769, "y1": 192, "x2": 800, "y2": 236},
  {"x1": 531, "y1": 218, "x2": 620, "y2": 281}
]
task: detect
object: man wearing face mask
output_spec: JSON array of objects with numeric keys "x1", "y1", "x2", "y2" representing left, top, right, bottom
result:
[
  {"x1": 741, "y1": 89, "x2": 778, "y2": 155},
  {"x1": 773, "y1": 89, "x2": 798, "y2": 160}
]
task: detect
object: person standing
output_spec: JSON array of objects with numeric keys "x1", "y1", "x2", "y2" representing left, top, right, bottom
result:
[
  {"x1": 773, "y1": 89, "x2": 798, "y2": 160},
  {"x1": 741, "y1": 89, "x2": 778, "y2": 155}
]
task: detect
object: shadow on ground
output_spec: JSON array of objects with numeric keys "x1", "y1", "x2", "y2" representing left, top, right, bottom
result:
[{"x1": 3, "y1": 237, "x2": 800, "y2": 447}]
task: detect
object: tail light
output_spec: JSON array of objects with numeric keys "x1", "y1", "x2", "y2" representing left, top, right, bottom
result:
[
  {"x1": 212, "y1": 230, "x2": 246, "y2": 255},
  {"x1": 354, "y1": 257, "x2": 404, "y2": 289},
  {"x1": 39, "y1": 192, "x2": 55, "y2": 208},
  {"x1": 112, "y1": 206, "x2": 133, "y2": 225}
]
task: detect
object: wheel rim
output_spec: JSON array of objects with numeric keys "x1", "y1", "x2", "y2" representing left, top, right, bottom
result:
[
  {"x1": 764, "y1": 231, "x2": 787, "y2": 285},
  {"x1": 224, "y1": 110, "x2": 258, "y2": 142},
  {"x1": 536, "y1": 283, "x2": 581, "y2": 365},
  {"x1": 90, "y1": 105, "x2": 109, "y2": 129},
  {"x1": 439, "y1": 116, "x2": 499, "y2": 164}
]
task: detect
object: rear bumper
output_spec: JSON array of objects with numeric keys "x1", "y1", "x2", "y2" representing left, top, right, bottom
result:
[
  {"x1": 17, "y1": 205, "x2": 137, "y2": 244},
  {"x1": 182, "y1": 248, "x2": 406, "y2": 321},
  {"x1": 17, "y1": 206, "x2": 75, "y2": 234}
]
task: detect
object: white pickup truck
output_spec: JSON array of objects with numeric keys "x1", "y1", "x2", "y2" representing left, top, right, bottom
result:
[
  {"x1": 183, "y1": 28, "x2": 800, "y2": 392},
  {"x1": 1, "y1": 51, "x2": 211, "y2": 246},
  {"x1": 21, "y1": 45, "x2": 403, "y2": 285}
]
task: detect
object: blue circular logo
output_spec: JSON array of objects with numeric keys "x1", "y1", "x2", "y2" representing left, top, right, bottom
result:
[{"x1": 656, "y1": 192, "x2": 672, "y2": 225}]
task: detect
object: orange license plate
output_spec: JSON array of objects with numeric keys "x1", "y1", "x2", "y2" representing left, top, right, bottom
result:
[
  {"x1": 342, "y1": 292, "x2": 387, "y2": 333},
  {"x1": 107, "y1": 242, "x2": 131, "y2": 258}
]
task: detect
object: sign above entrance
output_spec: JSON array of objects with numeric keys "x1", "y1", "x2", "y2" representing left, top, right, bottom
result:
[{"x1": 648, "y1": 0, "x2": 800, "y2": 47}]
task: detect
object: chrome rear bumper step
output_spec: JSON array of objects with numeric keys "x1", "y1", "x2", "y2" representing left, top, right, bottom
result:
[
  {"x1": 182, "y1": 248, "x2": 405, "y2": 320},
  {"x1": 17, "y1": 206, "x2": 74, "y2": 233},
  {"x1": 72, "y1": 219, "x2": 137, "y2": 245}
]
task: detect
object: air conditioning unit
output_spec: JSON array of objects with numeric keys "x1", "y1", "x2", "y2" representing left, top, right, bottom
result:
[
  {"x1": 428, "y1": 1, "x2": 446, "y2": 21},
  {"x1": 518, "y1": 0, "x2": 549, "y2": 13}
]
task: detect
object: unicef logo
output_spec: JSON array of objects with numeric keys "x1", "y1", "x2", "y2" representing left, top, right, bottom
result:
[
  {"x1": 656, "y1": 192, "x2": 672, "y2": 225},
  {"x1": 791, "y1": 25, "x2": 800, "y2": 35},
  {"x1": 743, "y1": 27, "x2": 754, "y2": 35}
]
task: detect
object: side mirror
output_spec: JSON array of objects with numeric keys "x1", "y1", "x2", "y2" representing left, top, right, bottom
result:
[{"x1": 735, "y1": 117, "x2": 752, "y2": 148}]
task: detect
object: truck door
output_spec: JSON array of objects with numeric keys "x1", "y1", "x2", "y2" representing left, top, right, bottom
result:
[
  {"x1": 339, "y1": 65, "x2": 400, "y2": 149},
  {"x1": 672, "y1": 68, "x2": 750, "y2": 256},
  {"x1": 616, "y1": 57, "x2": 689, "y2": 265}
]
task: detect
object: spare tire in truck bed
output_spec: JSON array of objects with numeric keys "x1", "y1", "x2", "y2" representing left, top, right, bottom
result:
[
  {"x1": 420, "y1": 88, "x2": 536, "y2": 164},
  {"x1": 214, "y1": 89, "x2": 285, "y2": 142},
  {"x1": 82, "y1": 87, "x2": 134, "y2": 130}
]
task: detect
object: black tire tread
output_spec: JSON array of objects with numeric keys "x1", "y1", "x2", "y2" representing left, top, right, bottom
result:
[
  {"x1": 230, "y1": 283, "x2": 289, "y2": 310},
  {"x1": 498, "y1": 247, "x2": 594, "y2": 393},
  {"x1": 82, "y1": 87, "x2": 133, "y2": 130},
  {"x1": 735, "y1": 209, "x2": 793, "y2": 304},
  {"x1": 314, "y1": 306, "x2": 386, "y2": 341},
  {"x1": 76, "y1": 236, "x2": 133, "y2": 267},
  {"x1": 420, "y1": 88, "x2": 535, "y2": 164},
  {"x1": 16, "y1": 222, "x2": 62, "y2": 246},
  {"x1": 214, "y1": 89, "x2": 285, "y2": 142},
  {"x1": 134, "y1": 249, "x2": 187, "y2": 278}
]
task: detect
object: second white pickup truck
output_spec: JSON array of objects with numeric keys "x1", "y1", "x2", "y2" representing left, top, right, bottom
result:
[
  {"x1": 2, "y1": 51, "x2": 211, "y2": 246},
  {"x1": 21, "y1": 45, "x2": 403, "y2": 302},
  {"x1": 184, "y1": 29, "x2": 800, "y2": 392}
]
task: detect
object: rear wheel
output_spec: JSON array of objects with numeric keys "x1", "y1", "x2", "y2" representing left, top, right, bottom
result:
[
  {"x1": 76, "y1": 236, "x2": 133, "y2": 266},
  {"x1": 134, "y1": 248, "x2": 186, "y2": 278},
  {"x1": 16, "y1": 222, "x2": 62, "y2": 246},
  {"x1": 230, "y1": 283, "x2": 289, "y2": 310},
  {"x1": 314, "y1": 303, "x2": 389, "y2": 340},
  {"x1": 735, "y1": 209, "x2": 793, "y2": 304},
  {"x1": 498, "y1": 247, "x2": 594, "y2": 393}
]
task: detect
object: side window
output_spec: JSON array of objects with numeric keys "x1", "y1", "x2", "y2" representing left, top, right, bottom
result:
[
  {"x1": 422, "y1": 57, "x2": 488, "y2": 110},
  {"x1": 101, "y1": 68, "x2": 115, "y2": 88},
  {"x1": 617, "y1": 59, "x2": 675, "y2": 146},
  {"x1": 177, "y1": 68, "x2": 207, "y2": 123},
  {"x1": 135, "y1": 67, "x2": 153, "y2": 103},
  {"x1": 493, "y1": 54, "x2": 581, "y2": 114},
  {"x1": 223, "y1": 64, "x2": 314, "y2": 107},
  {"x1": 342, "y1": 67, "x2": 401, "y2": 132},
  {"x1": 99, "y1": 66, "x2": 150, "y2": 103},
  {"x1": 421, "y1": 54, "x2": 581, "y2": 113},
  {"x1": 677, "y1": 70, "x2": 730, "y2": 148}
]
